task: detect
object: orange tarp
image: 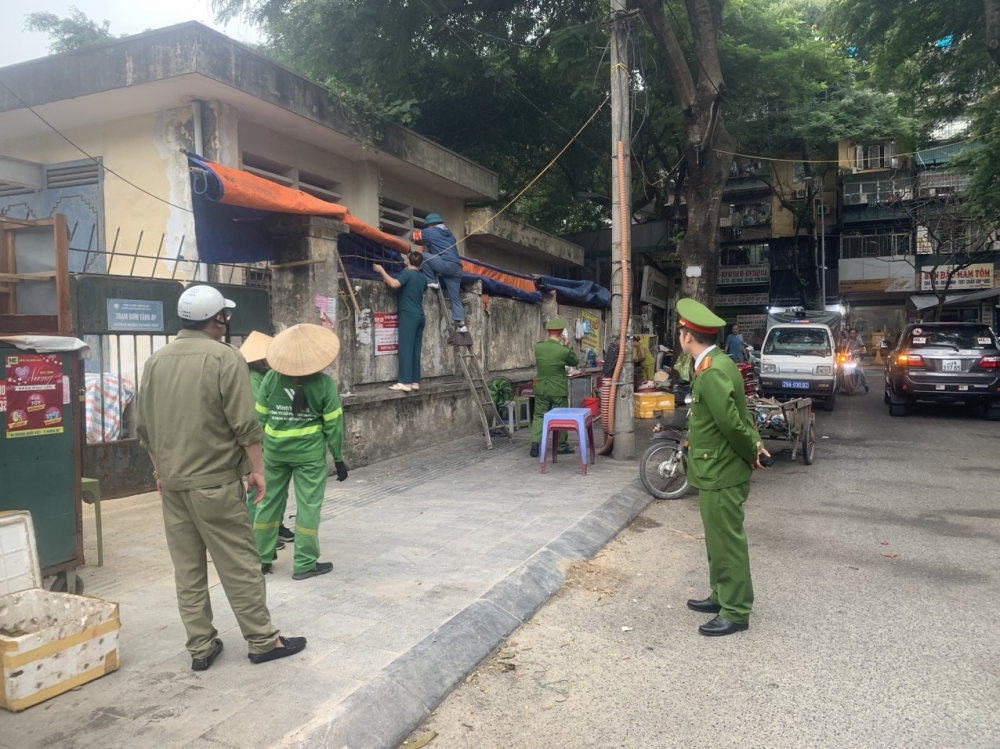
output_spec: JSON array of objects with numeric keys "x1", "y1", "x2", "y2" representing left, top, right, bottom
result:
[{"x1": 206, "y1": 159, "x2": 412, "y2": 254}]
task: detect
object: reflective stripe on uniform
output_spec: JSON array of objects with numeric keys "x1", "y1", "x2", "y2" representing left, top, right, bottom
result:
[
  {"x1": 264, "y1": 424, "x2": 323, "y2": 438},
  {"x1": 323, "y1": 407, "x2": 343, "y2": 422},
  {"x1": 253, "y1": 521, "x2": 281, "y2": 530},
  {"x1": 255, "y1": 403, "x2": 269, "y2": 415},
  {"x1": 294, "y1": 524, "x2": 319, "y2": 536}
]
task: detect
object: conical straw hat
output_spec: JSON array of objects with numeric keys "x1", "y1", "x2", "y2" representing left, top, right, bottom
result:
[
  {"x1": 267, "y1": 324, "x2": 341, "y2": 377},
  {"x1": 239, "y1": 331, "x2": 273, "y2": 363}
]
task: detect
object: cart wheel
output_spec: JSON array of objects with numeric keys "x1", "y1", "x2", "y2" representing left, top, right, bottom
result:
[
  {"x1": 802, "y1": 419, "x2": 816, "y2": 465},
  {"x1": 50, "y1": 572, "x2": 84, "y2": 595}
]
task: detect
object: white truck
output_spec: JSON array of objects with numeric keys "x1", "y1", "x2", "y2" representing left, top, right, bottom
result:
[{"x1": 758, "y1": 319, "x2": 840, "y2": 411}]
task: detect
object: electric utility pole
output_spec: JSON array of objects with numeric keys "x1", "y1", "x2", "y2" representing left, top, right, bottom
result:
[{"x1": 609, "y1": 0, "x2": 635, "y2": 459}]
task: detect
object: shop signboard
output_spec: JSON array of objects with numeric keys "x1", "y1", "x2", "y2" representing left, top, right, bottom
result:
[
  {"x1": 736, "y1": 314, "x2": 767, "y2": 347},
  {"x1": 839, "y1": 258, "x2": 916, "y2": 293},
  {"x1": 717, "y1": 265, "x2": 770, "y2": 286},
  {"x1": 919, "y1": 263, "x2": 994, "y2": 292},
  {"x1": 639, "y1": 266, "x2": 670, "y2": 309},
  {"x1": 716, "y1": 292, "x2": 769, "y2": 306}
]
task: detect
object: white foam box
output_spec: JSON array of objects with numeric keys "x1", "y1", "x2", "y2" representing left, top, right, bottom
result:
[{"x1": 0, "y1": 511, "x2": 120, "y2": 712}]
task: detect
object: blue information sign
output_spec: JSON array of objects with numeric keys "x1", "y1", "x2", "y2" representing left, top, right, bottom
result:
[{"x1": 107, "y1": 299, "x2": 165, "y2": 332}]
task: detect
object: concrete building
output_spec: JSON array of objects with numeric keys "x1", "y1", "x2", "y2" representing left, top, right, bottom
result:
[
  {"x1": 0, "y1": 22, "x2": 581, "y2": 280},
  {"x1": 0, "y1": 23, "x2": 594, "y2": 490},
  {"x1": 835, "y1": 136, "x2": 999, "y2": 338}
]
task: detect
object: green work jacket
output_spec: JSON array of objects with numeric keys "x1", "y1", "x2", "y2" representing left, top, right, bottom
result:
[
  {"x1": 249, "y1": 368, "x2": 265, "y2": 400},
  {"x1": 534, "y1": 339, "x2": 579, "y2": 398},
  {"x1": 137, "y1": 329, "x2": 263, "y2": 491},
  {"x1": 255, "y1": 370, "x2": 344, "y2": 465},
  {"x1": 687, "y1": 347, "x2": 761, "y2": 490}
]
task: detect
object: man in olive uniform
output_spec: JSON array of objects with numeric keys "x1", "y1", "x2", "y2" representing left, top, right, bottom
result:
[
  {"x1": 137, "y1": 285, "x2": 306, "y2": 669},
  {"x1": 529, "y1": 318, "x2": 579, "y2": 458},
  {"x1": 677, "y1": 297, "x2": 769, "y2": 637}
]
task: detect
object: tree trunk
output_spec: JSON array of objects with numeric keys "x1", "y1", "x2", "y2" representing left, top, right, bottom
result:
[
  {"x1": 987, "y1": 0, "x2": 1000, "y2": 68},
  {"x1": 679, "y1": 123, "x2": 735, "y2": 302}
]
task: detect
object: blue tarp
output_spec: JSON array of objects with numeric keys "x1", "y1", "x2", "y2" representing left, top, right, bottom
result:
[{"x1": 538, "y1": 277, "x2": 611, "y2": 309}]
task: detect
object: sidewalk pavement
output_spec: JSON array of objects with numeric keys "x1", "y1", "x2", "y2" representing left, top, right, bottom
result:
[{"x1": 8, "y1": 428, "x2": 650, "y2": 749}]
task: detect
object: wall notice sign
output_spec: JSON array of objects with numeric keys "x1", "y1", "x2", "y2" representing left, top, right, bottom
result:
[
  {"x1": 374, "y1": 312, "x2": 399, "y2": 356},
  {"x1": 919, "y1": 264, "x2": 994, "y2": 292},
  {"x1": 107, "y1": 299, "x2": 164, "y2": 332},
  {"x1": 717, "y1": 265, "x2": 770, "y2": 286},
  {"x1": 5, "y1": 354, "x2": 64, "y2": 438},
  {"x1": 736, "y1": 314, "x2": 767, "y2": 347},
  {"x1": 0, "y1": 380, "x2": 5, "y2": 412},
  {"x1": 581, "y1": 309, "x2": 601, "y2": 355}
]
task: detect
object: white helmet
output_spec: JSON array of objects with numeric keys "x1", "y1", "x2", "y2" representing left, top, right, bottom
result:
[{"x1": 178, "y1": 285, "x2": 236, "y2": 322}]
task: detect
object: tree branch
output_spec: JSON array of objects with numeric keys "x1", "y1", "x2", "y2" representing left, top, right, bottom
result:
[
  {"x1": 684, "y1": 0, "x2": 725, "y2": 87},
  {"x1": 635, "y1": 0, "x2": 697, "y2": 110}
]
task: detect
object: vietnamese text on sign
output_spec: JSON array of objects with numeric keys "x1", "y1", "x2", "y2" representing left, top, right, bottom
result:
[
  {"x1": 716, "y1": 292, "x2": 769, "y2": 306},
  {"x1": 919, "y1": 263, "x2": 995, "y2": 292},
  {"x1": 374, "y1": 312, "x2": 399, "y2": 356},
  {"x1": 107, "y1": 299, "x2": 165, "y2": 332},
  {"x1": 717, "y1": 265, "x2": 770, "y2": 286}
]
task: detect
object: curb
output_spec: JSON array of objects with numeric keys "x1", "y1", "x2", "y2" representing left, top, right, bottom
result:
[{"x1": 282, "y1": 481, "x2": 653, "y2": 749}]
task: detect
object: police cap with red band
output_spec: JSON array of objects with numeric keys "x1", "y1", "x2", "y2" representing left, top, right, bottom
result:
[{"x1": 676, "y1": 297, "x2": 726, "y2": 335}]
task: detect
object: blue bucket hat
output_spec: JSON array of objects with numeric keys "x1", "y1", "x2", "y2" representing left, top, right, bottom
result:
[{"x1": 423, "y1": 213, "x2": 444, "y2": 226}]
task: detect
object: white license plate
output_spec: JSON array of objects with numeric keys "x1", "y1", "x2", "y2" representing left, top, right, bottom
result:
[
  {"x1": 936, "y1": 384, "x2": 946, "y2": 390},
  {"x1": 942, "y1": 359, "x2": 962, "y2": 372},
  {"x1": 781, "y1": 381, "x2": 810, "y2": 389},
  {"x1": 959, "y1": 385, "x2": 969, "y2": 391}
]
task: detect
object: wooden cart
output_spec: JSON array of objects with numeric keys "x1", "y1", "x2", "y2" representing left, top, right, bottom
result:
[{"x1": 750, "y1": 396, "x2": 816, "y2": 464}]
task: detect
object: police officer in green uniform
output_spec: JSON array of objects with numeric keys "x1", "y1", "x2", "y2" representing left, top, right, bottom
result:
[
  {"x1": 676, "y1": 298, "x2": 770, "y2": 637},
  {"x1": 529, "y1": 318, "x2": 580, "y2": 458}
]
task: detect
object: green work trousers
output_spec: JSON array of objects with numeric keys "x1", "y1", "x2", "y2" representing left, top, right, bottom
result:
[
  {"x1": 246, "y1": 487, "x2": 288, "y2": 531},
  {"x1": 699, "y1": 483, "x2": 754, "y2": 624},
  {"x1": 161, "y1": 480, "x2": 280, "y2": 658},
  {"x1": 255, "y1": 459, "x2": 327, "y2": 574},
  {"x1": 531, "y1": 394, "x2": 569, "y2": 450},
  {"x1": 397, "y1": 313, "x2": 425, "y2": 385}
]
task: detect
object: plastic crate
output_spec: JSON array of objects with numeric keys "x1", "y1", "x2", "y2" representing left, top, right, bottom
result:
[
  {"x1": 633, "y1": 392, "x2": 675, "y2": 419},
  {"x1": 0, "y1": 511, "x2": 120, "y2": 712}
]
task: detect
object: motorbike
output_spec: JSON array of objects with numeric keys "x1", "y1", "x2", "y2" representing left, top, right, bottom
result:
[
  {"x1": 837, "y1": 347, "x2": 863, "y2": 396},
  {"x1": 639, "y1": 393, "x2": 691, "y2": 500}
]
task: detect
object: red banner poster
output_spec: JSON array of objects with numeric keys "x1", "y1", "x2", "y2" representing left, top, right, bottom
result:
[{"x1": 5, "y1": 354, "x2": 64, "y2": 438}]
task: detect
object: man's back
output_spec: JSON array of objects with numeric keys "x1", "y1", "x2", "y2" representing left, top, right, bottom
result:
[
  {"x1": 534, "y1": 339, "x2": 578, "y2": 397},
  {"x1": 137, "y1": 330, "x2": 262, "y2": 491}
]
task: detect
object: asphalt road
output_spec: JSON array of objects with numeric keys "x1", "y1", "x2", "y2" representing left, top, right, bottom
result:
[{"x1": 407, "y1": 378, "x2": 1000, "y2": 749}]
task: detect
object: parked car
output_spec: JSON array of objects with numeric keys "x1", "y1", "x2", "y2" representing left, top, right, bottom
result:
[
  {"x1": 758, "y1": 322, "x2": 838, "y2": 411},
  {"x1": 882, "y1": 322, "x2": 1000, "y2": 419}
]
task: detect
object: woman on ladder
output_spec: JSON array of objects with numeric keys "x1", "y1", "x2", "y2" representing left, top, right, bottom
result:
[{"x1": 253, "y1": 324, "x2": 349, "y2": 579}]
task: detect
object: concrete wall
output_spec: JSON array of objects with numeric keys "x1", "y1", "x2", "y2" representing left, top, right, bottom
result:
[
  {"x1": 0, "y1": 107, "x2": 198, "y2": 278},
  {"x1": 465, "y1": 241, "x2": 553, "y2": 276}
]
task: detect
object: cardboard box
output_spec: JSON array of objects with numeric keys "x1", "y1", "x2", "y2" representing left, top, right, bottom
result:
[
  {"x1": 633, "y1": 392, "x2": 675, "y2": 419},
  {"x1": 0, "y1": 511, "x2": 120, "y2": 712}
]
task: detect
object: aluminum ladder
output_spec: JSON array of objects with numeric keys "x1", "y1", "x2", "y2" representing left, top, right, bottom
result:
[{"x1": 434, "y1": 284, "x2": 511, "y2": 449}]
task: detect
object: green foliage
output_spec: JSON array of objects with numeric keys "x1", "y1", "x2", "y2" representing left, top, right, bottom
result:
[
  {"x1": 832, "y1": 0, "x2": 1000, "y2": 217},
  {"x1": 24, "y1": 6, "x2": 118, "y2": 54}
]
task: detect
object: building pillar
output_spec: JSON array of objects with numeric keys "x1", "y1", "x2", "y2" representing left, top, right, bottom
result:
[{"x1": 266, "y1": 215, "x2": 348, "y2": 381}]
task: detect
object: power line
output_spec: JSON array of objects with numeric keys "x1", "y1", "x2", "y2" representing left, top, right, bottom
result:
[{"x1": 0, "y1": 78, "x2": 195, "y2": 214}]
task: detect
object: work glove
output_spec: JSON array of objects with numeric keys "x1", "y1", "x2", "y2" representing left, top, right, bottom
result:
[{"x1": 335, "y1": 461, "x2": 349, "y2": 482}]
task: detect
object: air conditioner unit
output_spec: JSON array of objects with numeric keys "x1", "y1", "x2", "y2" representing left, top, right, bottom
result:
[
  {"x1": 795, "y1": 188, "x2": 807, "y2": 199},
  {"x1": 818, "y1": 204, "x2": 831, "y2": 215},
  {"x1": 720, "y1": 217, "x2": 732, "y2": 228},
  {"x1": 848, "y1": 194, "x2": 862, "y2": 205}
]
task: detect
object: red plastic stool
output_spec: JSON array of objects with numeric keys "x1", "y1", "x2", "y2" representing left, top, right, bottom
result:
[{"x1": 541, "y1": 413, "x2": 597, "y2": 475}]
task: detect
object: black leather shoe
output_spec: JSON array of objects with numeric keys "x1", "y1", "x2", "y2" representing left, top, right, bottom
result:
[
  {"x1": 191, "y1": 638, "x2": 223, "y2": 671},
  {"x1": 292, "y1": 561, "x2": 333, "y2": 580},
  {"x1": 248, "y1": 636, "x2": 307, "y2": 664},
  {"x1": 278, "y1": 525, "x2": 295, "y2": 542},
  {"x1": 529, "y1": 443, "x2": 539, "y2": 458},
  {"x1": 557, "y1": 446, "x2": 575, "y2": 455},
  {"x1": 698, "y1": 616, "x2": 749, "y2": 637},
  {"x1": 687, "y1": 597, "x2": 722, "y2": 614}
]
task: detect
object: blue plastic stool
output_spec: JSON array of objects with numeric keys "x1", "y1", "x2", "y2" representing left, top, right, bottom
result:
[{"x1": 540, "y1": 408, "x2": 597, "y2": 474}]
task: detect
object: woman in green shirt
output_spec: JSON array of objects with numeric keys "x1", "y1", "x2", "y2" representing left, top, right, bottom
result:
[
  {"x1": 374, "y1": 252, "x2": 428, "y2": 393},
  {"x1": 254, "y1": 324, "x2": 348, "y2": 580}
]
